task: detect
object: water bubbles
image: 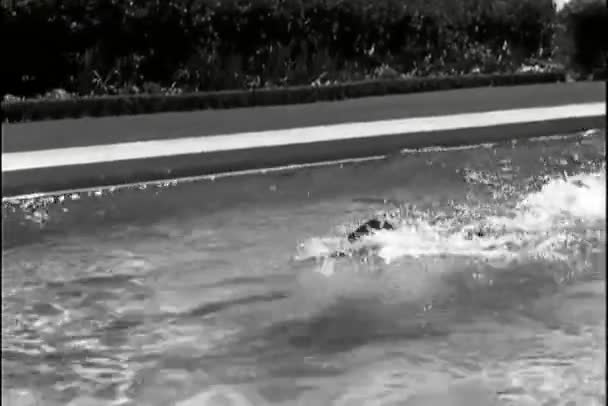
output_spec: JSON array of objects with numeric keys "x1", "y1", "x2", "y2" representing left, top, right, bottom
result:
[
  {"x1": 24, "y1": 208, "x2": 49, "y2": 225},
  {"x1": 570, "y1": 153, "x2": 580, "y2": 163},
  {"x1": 40, "y1": 196, "x2": 55, "y2": 205},
  {"x1": 460, "y1": 168, "x2": 500, "y2": 187}
]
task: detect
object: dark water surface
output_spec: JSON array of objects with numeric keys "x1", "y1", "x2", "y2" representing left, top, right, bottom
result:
[{"x1": 2, "y1": 132, "x2": 605, "y2": 406}]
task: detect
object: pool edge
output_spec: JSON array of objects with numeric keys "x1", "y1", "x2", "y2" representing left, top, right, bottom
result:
[{"x1": 2, "y1": 113, "x2": 605, "y2": 199}]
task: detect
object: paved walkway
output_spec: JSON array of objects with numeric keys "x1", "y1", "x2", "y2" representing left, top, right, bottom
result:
[{"x1": 2, "y1": 82, "x2": 605, "y2": 197}]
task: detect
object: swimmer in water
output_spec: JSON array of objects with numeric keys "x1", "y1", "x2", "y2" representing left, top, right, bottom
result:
[
  {"x1": 325, "y1": 206, "x2": 495, "y2": 260},
  {"x1": 330, "y1": 216, "x2": 396, "y2": 258},
  {"x1": 347, "y1": 218, "x2": 395, "y2": 242}
]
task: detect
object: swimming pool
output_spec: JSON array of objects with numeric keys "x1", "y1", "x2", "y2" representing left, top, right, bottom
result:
[{"x1": 2, "y1": 130, "x2": 605, "y2": 405}]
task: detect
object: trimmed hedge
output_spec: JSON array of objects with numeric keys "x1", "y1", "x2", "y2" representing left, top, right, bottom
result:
[{"x1": 2, "y1": 71, "x2": 568, "y2": 123}]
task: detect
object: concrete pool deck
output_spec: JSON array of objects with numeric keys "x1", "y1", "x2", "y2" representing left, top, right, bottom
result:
[{"x1": 2, "y1": 82, "x2": 605, "y2": 197}]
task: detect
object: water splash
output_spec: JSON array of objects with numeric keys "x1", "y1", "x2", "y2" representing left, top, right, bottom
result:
[{"x1": 296, "y1": 170, "x2": 605, "y2": 274}]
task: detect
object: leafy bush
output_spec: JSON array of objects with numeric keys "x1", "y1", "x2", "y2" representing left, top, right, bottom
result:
[
  {"x1": 1, "y1": 0, "x2": 562, "y2": 98},
  {"x1": 555, "y1": 0, "x2": 607, "y2": 76}
]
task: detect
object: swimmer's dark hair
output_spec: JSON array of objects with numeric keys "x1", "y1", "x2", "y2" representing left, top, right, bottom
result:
[{"x1": 347, "y1": 218, "x2": 394, "y2": 243}]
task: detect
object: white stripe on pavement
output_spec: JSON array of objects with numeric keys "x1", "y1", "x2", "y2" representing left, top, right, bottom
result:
[{"x1": 2, "y1": 103, "x2": 604, "y2": 172}]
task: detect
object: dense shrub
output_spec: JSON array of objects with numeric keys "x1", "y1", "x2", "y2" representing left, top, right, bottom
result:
[
  {"x1": 555, "y1": 0, "x2": 607, "y2": 76},
  {"x1": 1, "y1": 0, "x2": 563, "y2": 98}
]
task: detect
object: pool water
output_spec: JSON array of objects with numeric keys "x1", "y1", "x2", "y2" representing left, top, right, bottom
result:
[{"x1": 2, "y1": 131, "x2": 605, "y2": 406}]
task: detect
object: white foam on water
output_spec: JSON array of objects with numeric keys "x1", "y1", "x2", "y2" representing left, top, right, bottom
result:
[
  {"x1": 517, "y1": 172, "x2": 605, "y2": 223},
  {"x1": 295, "y1": 171, "x2": 605, "y2": 292}
]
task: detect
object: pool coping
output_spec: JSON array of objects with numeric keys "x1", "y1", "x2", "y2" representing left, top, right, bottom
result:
[{"x1": 2, "y1": 83, "x2": 606, "y2": 198}]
